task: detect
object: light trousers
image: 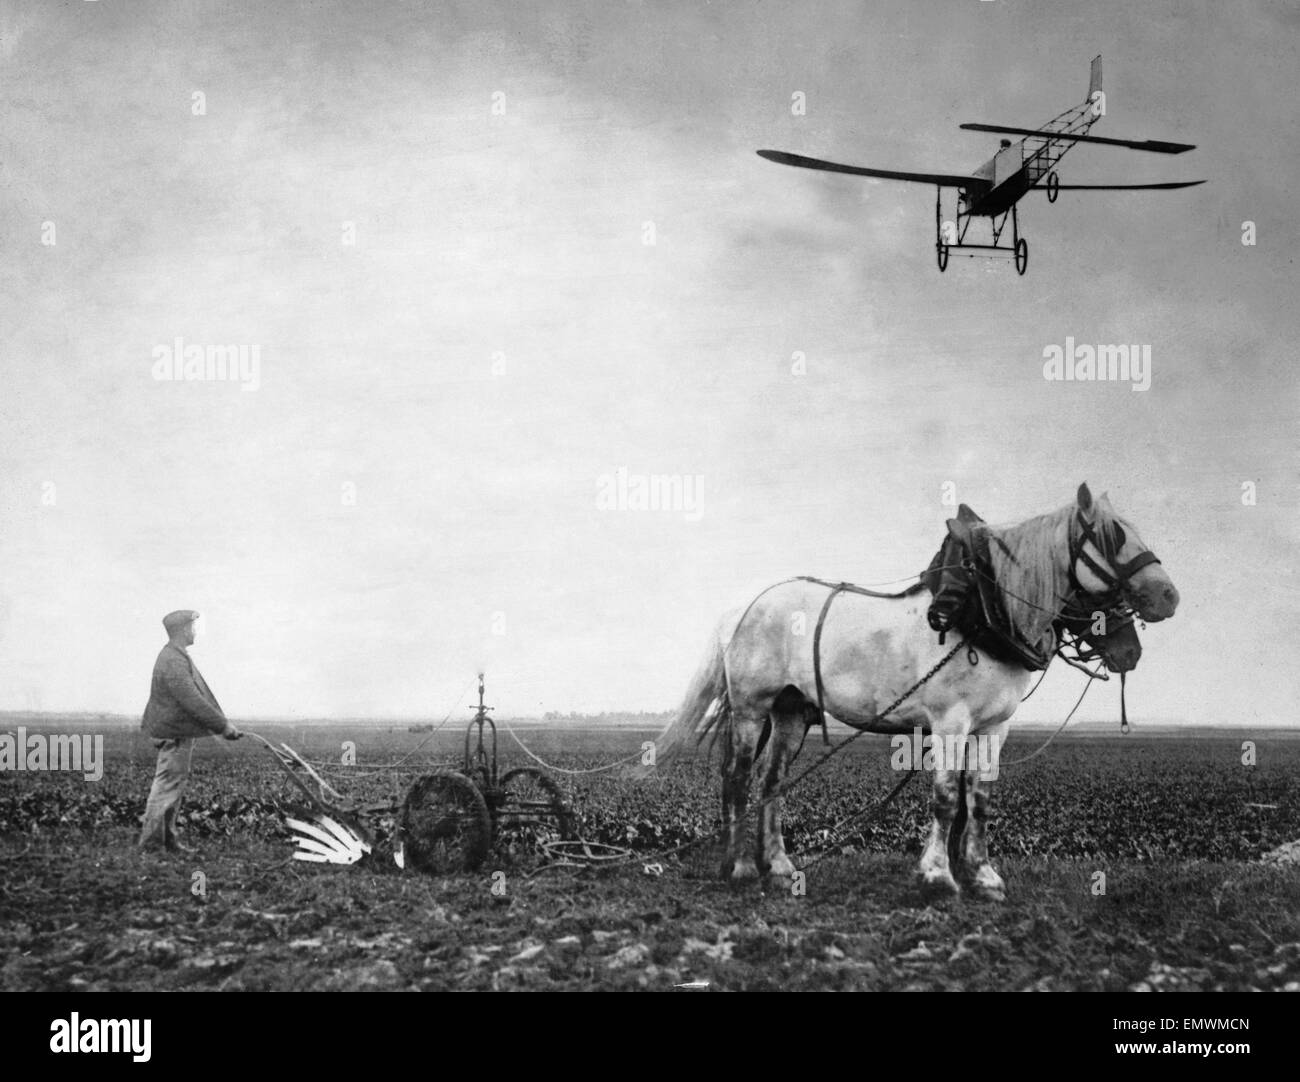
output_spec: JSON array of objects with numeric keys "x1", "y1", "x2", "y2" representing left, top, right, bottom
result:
[{"x1": 138, "y1": 738, "x2": 195, "y2": 849}]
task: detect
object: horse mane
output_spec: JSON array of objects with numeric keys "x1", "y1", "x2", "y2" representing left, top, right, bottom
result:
[{"x1": 983, "y1": 502, "x2": 1099, "y2": 656}]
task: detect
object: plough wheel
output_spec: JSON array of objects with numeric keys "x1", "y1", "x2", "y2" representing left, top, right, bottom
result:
[
  {"x1": 497, "y1": 768, "x2": 576, "y2": 844},
  {"x1": 400, "y1": 771, "x2": 492, "y2": 874}
]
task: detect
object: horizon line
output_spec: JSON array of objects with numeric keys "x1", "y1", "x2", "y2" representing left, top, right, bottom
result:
[{"x1": 0, "y1": 710, "x2": 1295, "y2": 732}]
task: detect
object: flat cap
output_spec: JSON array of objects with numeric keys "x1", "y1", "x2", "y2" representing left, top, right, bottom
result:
[{"x1": 162, "y1": 609, "x2": 200, "y2": 632}]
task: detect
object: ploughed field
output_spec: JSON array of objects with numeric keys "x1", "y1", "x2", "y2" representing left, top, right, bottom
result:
[{"x1": 2, "y1": 723, "x2": 1299, "y2": 991}]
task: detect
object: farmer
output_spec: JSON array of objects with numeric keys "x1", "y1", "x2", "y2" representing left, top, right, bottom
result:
[{"x1": 139, "y1": 610, "x2": 241, "y2": 852}]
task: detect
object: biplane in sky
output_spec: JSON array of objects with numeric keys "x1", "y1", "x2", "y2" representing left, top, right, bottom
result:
[{"x1": 757, "y1": 57, "x2": 1204, "y2": 275}]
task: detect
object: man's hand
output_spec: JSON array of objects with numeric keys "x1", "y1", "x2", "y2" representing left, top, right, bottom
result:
[{"x1": 222, "y1": 723, "x2": 242, "y2": 741}]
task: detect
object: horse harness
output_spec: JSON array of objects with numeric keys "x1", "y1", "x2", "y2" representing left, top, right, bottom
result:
[{"x1": 921, "y1": 506, "x2": 1054, "y2": 671}]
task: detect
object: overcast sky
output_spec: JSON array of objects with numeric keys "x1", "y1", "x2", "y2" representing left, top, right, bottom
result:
[{"x1": 1, "y1": 0, "x2": 1296, "y2": 724}]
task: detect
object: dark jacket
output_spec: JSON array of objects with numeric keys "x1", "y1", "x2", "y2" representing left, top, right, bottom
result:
[{"x1": 142, "y1": 644, "x2": 229, "y2": 739}]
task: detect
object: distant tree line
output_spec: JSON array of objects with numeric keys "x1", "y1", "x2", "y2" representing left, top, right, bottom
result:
[{"x1": 541, "y1": 710, "x2": 673, "y2": 723}]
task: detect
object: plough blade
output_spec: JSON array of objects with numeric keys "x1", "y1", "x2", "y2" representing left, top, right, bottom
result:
[
  {"x1": 292, "y1": 848, "x2": 337, "y2": 864},
  {"x1": 289, "y1": 835, "x2": 351, "y2": 861},
  {"x1": 285, "y1": 814, "x2": 372, "y2": 866}
]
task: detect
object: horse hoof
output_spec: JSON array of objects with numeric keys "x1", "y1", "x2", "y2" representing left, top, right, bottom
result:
[
  {"x1": 966, "y1": 865, "x2": 1006, "y2": 902},
  {"x1": 765, "y1": 856, "x2": 797, "y2": 881},
  {"x1": 919, "y1": 870, "x2": 961, "y2": 898}
]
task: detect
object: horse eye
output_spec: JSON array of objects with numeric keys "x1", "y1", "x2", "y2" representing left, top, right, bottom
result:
[{"x1": 1112, "y1": 525, "x2": 1126, "y2": 550}]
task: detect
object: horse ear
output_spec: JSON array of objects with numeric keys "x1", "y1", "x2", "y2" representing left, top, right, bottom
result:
[
  {"x1": 1096, "y1": 490, "x2": 1121, "y2": 527},
  {"x1": 1076, "y1": 482, "x2": 1094, "y2": 515}
]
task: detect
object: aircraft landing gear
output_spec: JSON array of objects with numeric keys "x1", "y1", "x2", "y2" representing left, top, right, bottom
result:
[
  {"x1": 933, "y1": 183, "x2": 1030, "y2": 275},
  {"x1": 934, "y1": 186, "x2": 949, "y2": 272},
  {"x1": 1046, "y1": 171, "x2": 1060, "y2": 203},
  {"x1": 1010, "y1": 202, "x2": 1029, "y2": 276}
]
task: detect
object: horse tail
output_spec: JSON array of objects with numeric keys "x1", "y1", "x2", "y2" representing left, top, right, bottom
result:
[{"x1": 644, "y1": 622, "x2": 730, "y2": 772}]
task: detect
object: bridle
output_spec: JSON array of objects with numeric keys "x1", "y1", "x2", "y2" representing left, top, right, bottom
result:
[
  {"x1": 968, "y1": 512, "x2": 1154, "y2": 668},
  {"x1": 1055, "y1": 604, "x2": 1135, "y2": 667},
  {"x1": 1067, "y1": 509, "x2": 1162, "y2": 603},
  {"x1": 1063, "y1": 510, "x2": 1161, "y2": 734}
]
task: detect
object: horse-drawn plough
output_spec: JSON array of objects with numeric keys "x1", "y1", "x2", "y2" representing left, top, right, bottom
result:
[
  {"x1": 251, "y1": 486, "x2": 1178, "y2": 900},
  {"x1": 253, "y1": 675, "x2": 576, "y2": 872}
]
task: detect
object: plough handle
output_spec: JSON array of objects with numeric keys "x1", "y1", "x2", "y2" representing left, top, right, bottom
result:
[{"x1": 247, "y1": 731, "x2": 348, "y2": 819}]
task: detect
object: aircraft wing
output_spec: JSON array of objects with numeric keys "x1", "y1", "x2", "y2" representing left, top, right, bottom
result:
[
  {"x1": 1040, "y1": 180, "x2": 1206, "y2": 190},
  {"x1": 757, "y1": 149, "x2": 988, "y2": 191},
  {"x1": 960, "y1": 123, "x2": 1196, "y2": 155}
]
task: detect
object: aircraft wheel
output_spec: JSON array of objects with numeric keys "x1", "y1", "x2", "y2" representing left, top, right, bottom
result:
[
  {"x1": 1046, "y1": 172, "x2": 1060, "y2": 203},
  {"x1": 1015, "y1": 238, "x2": 1028, "y2": 276},
  {"x1": 936, "y1": 244, "x2": 949, "y2": 272}
]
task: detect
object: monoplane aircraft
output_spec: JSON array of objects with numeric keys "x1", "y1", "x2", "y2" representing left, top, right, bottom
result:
[{"x1": 758, "y1": 57, "x2": 1204, "y2": 275}]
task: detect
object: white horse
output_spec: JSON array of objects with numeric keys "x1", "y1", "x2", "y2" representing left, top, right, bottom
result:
[{"x1": 653, "y1": 484, "x2": 1179, "y2": 900}]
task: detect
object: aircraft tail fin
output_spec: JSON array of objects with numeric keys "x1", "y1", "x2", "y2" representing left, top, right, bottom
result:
[{"x1": 1088, "y1": 55, "x2": 1103, "y2": 102}]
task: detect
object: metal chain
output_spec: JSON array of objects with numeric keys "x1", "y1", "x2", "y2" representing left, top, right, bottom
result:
[
  {"x1": 498, "y1": 716, "x2": 648, "y2": 775},
  {"x1": 796, "y1": 771, "x2": 918, "y2": 872},
  {"x1": 797, "y1": 653, "x2": 1104, "y2": 868},
  {"x1": 771, "y1": 637, "x2": 969, "y2": 801}
]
